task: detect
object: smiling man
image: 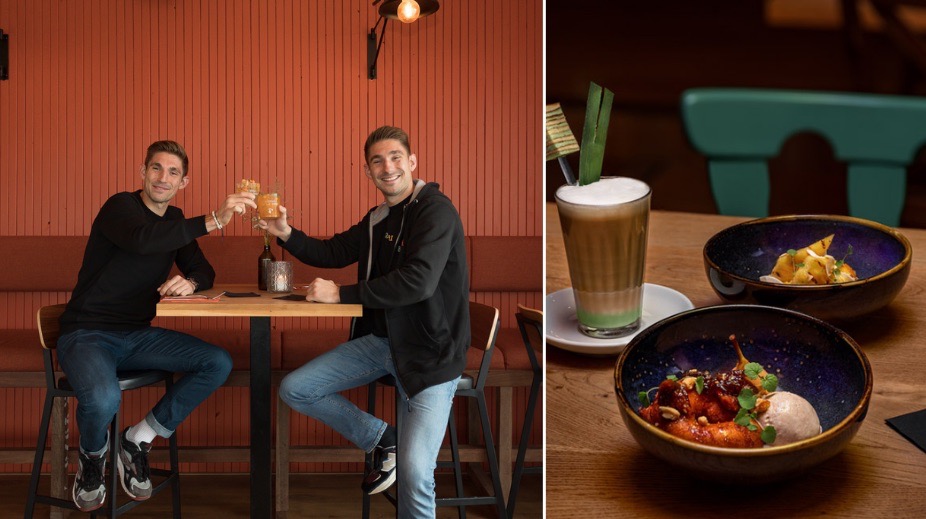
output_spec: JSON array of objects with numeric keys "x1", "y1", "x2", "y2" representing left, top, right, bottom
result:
[
  {"x1": 259, "y1": 126, "x2": 470, "y2": 517},
  {"x1": 57, "y1": 140, "x2": 256, "y2": 512}
]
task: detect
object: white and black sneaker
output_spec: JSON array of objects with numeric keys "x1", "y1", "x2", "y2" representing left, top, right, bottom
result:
[
  {"x1": 73, "y1": 450, "x2": 107, "y2": 511},
  {"x1": 362, "y1": 445, "x2": 397, "y2": 494},
  {"x1": 116, "y1": 428, "x2": 152, "y2": 501}
]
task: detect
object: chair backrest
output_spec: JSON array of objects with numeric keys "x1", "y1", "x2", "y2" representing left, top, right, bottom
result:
[
  {"x1": 515, "y1": 304, "x2": 543, "y2": 354},
  {"x1": 469, "y1": 301, "x2": 500, "y2": 353},
  {"x1": 468, "y1": 301, "x2": 500, "y2": 389},
  {"x1": 37, "y1": 304, "x2": 67, "y2": 350},
  {"x1": 681, "y1": 88, "x2": 926, "y2": 227},
  {"x1": 515, "y1": 304, "x2": 543, "y2": 373}
]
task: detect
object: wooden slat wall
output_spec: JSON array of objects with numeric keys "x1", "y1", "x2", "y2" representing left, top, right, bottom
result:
[
  {"x1": 0, "y1": 0, "x2": 542, "y2": 307},
  {"x1": 0, "y1": 0, "x2": 542, "y2": 473}
]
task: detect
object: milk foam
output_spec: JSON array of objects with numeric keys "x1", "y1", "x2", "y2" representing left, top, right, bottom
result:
[{"x1": 556, "y1": 177, "x2": 650, "y2": 206}]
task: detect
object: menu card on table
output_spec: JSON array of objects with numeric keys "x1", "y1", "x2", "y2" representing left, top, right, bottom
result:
[
  {"x1": 160, "y1": 292, "x2": 225, "y2": 303},
  {"x1": 886, "y1": 409, "x2": 926, "y2": 454}
]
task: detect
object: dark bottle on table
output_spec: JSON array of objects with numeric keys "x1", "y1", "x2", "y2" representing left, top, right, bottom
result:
[{"x1": 258, "y1": 234, "x2": 275, "y2": 291}]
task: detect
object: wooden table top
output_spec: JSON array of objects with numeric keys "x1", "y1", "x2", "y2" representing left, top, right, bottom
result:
[
  {"x1": 156, "y1": 284, "x2": 363, "y2": 318},
  {"x1": 546, "y1": 204, "x2": 926, "y2": 518}
]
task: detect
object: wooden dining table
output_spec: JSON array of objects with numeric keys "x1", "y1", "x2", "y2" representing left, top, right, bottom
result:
[
  {"x1": 546, "y1": 205, "x2": 926, "y2": 518},
  {"x1": 157, "y1": 284, "x2": 362, "y2": 519}
]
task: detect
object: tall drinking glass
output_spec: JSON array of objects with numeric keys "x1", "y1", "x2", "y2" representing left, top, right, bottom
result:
[
  {"x1": 257, "y1": 193, "x2": 281, "y2": 219},
  {"x1": 236, "y1": 179, "x2": 261, "y2": 224},
  {"x1": 257, "y1": 181, "x2": 282, "y2": 220},
  {"x1": 555, "y1": 177, "x2": 651, "y2": 338}
]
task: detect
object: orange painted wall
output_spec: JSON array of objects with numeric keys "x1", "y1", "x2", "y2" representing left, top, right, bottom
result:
[{"x1": 0, "y1": 0, "x2": 542, "y2": 473}]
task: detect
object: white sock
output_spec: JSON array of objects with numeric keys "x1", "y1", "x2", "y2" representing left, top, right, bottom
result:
[{"x1": 126, "y1": 419, "x2": 158, "y2": 445}]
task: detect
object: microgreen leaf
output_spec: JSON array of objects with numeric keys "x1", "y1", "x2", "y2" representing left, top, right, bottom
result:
[
  {"x1": 666, "y1": 374, "x2": 678, "y2": 381},
  {"x1": 733, "y1": 408, "x2": 751, "y2": 427},
  {"x1": 738, "y1": 387, "x2": 757, "y2": 410},
  {"x1": 638, "y1": 391, "x2": 650, "y2": 408},
  {"x1": 787, "y1": 249, "x2": 797, "y2": 256},
  {"x1": 744, "y1": 362, "x2": 763, "y2": 380},
  {"x1": 761, "y1": 426, "x2": 777, "y2": 445},
  {"x1": 796, "y1": 263, "x2": 805, "y2": 268},
  {"x1": 695, "y1": 376, "x2": 705, "y2": 395},
  {"x1": 835, "y1": 245, "x2": 854, "y2": 277},
  {"x1": 762, "y1": 373, "x2": 779, "y2": 392},
  {"x1": 734, "y1": 407, "x2": 760, "y2": 431}
]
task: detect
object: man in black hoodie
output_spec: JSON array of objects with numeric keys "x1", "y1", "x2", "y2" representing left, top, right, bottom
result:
[
  {"x1": 57, "y1": 140, "x2": 256, "y2": 512},
  {"x1": 261, "y1": 126, "x2": 469, "y2": 517}
]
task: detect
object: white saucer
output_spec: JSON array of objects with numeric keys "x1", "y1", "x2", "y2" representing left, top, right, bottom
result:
[{"x1": 546, "y1": 283, "x2": 694, "y2": 356}]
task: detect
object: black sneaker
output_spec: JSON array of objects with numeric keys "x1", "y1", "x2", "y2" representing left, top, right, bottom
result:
[
  {"x1": 362, "y1": 445, "x2": 397, "y2": 494},
  {"x1": 117, "y1": 428, "x2": 152, "y2": 500},
  {"x1": 73, "y1": 450, "x2": 106, "y2": 511}
]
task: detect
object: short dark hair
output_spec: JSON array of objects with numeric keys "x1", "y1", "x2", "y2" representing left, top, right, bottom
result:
[
  {"x1": 364, "y1": 126, "x2": 411, "y2": 162},
  {"x1": 144, "y1": 140, "x2": 189, "y2": 176}
]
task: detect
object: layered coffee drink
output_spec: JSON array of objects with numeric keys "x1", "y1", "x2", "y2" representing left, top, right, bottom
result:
[{"x1": 555, "y1": 177, "x2": 651, "y2": 338}]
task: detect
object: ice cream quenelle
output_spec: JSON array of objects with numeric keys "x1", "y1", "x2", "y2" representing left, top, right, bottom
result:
[{"x1": 757, "y1": 391, "x2": 822, "y2": 446}]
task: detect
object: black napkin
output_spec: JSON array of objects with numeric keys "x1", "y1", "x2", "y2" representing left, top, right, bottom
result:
[
  {"x1": 886, "y1": 408, "x2": 926, "y2": 454},
  {"x1": 225, "y1": 292, "x2": 261, "y2": 298},
  {"x1": 273, "y1": 294, "x2": 307, "y2": 301}
]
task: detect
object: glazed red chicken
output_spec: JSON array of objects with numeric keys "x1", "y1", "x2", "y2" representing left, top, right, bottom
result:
[{"x1": 639, "y1": 369, "x2": 766, "y2": 448}]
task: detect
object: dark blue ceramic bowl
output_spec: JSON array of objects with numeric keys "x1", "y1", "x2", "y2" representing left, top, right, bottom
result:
[
  {"x1": 703, "y1": 215, "x2": 911, "y2": 321},
  {"x1": 614, "y1": 304, "x2": 872, "y2": 483}
]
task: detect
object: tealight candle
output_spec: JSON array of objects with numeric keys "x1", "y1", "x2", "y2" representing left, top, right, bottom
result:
[{"x1": 267, "y1": 261, "x2": 292, "y2": 293}]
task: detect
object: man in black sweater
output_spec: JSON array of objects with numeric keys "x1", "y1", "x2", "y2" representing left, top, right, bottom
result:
[
  {"x1": 260, "y1": 126, "x2": 469, "y2": 517},
  {"x1": 57, "y1": 140, "x2": 256, "y2": 512}
]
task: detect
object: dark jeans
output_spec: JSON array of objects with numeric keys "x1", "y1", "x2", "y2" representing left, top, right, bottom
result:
[{"x1": 57, "y1": 327, "x2": 232, "y2": 454}]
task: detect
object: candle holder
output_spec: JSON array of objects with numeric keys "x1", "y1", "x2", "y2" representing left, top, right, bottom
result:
[{"x1": 267, "y1": 261, "x2": 293, "y2": 293}]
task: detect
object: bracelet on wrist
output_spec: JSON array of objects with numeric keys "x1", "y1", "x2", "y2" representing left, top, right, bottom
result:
[
  {"x1": 211, "y1": 211, "x2": 223, "y2": 230},
  {"x1": 187, "y1": 277, "x2": 199, "y2": 291}
]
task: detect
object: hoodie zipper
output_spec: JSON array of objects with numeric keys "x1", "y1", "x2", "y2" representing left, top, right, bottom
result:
[
  {"x1": 358, "y1": 181, "x2": 426, "y2": 406},
  {"x1": 386, "y1": 200, "x2": 414, "y2": 412}
]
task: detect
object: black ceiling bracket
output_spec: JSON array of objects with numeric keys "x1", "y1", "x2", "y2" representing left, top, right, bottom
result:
[
  {"x1": 368, "y1": 17, "x2": 389, "y2": 80},
  {"x1": 0, "y1": 30, "x2": 9, "y2": 81}
]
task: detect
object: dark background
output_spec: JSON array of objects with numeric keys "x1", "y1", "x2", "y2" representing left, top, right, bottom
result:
[{"x1": 546, "y1": 0, "x2": 926, "y2": 227}]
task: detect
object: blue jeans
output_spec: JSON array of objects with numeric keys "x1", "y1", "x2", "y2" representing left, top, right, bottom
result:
[
  {"x1": 279, "y1": 333, "x2": 458, "y2": 518},
  {"x1": 57, "y1": 327, "x2": 233, "y2": 454}
]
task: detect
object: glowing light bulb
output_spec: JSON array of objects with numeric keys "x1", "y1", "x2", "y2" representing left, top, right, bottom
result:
[{"x1": 397, "y1": 0, "x2": 420, "y2": 23}]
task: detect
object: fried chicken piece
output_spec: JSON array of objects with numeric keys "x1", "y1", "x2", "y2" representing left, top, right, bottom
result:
[
  {"x1": 639, "y1": 370, "x2": 764, "y2": 448},
  {"x1": 664, "y1": 418, "x2": 764, "y2": 448}
]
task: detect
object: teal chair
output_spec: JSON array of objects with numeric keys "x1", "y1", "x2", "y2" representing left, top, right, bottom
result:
[{"x1": 681, "y1": 88, "x2": 926, "y2": 227}]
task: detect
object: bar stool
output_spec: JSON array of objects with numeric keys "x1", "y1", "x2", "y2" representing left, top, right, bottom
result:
[
  {"x1": 362, "y1": 301, "x2": 507, "y2": 518},
  {"x1": 507, "y1": 304, "x2": 543, "y2": 518},
  {"x1": 24, "y1": 304, "x2": 181, "y2": 518}
]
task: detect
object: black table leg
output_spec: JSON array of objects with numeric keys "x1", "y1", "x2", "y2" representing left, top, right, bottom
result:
[{"x1": 250, "y1": 317, "x2": 272, "y2": 518}]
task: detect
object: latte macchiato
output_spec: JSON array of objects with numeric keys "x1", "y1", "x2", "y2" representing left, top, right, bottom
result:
[{"x1": 555, "y1": 177, "x2": 651, "y2": 338}]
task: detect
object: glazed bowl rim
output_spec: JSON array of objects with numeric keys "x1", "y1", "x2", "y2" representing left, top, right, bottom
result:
[
  {"x1": 703, "y1": 214, "x2": 912, "y2": 291},
  {"x1": 614, "y1": 304, "x2": 874, "y2": 456}
]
